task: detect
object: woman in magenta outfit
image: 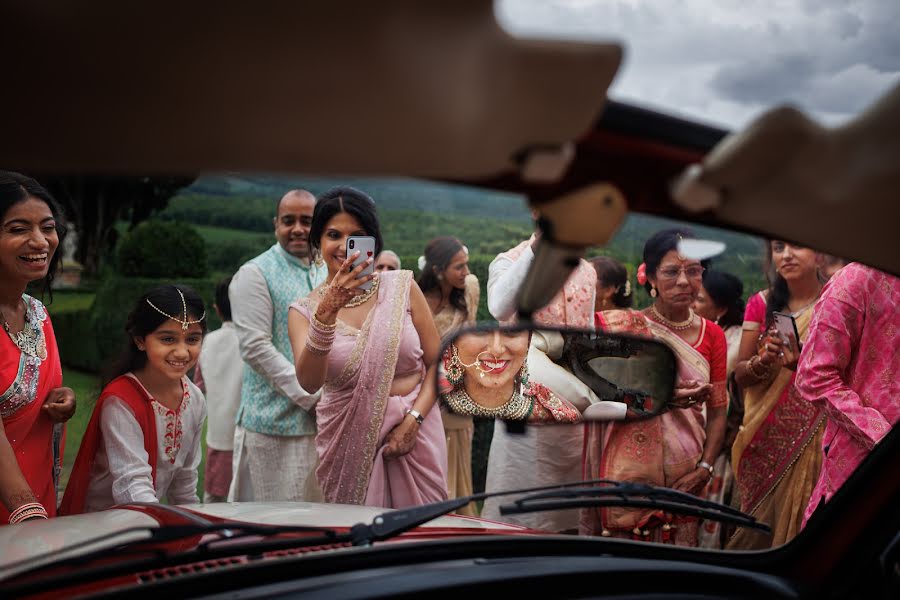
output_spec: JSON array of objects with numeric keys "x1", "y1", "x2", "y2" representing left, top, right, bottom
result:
[{"x1": 796, "y1": 263, "x2": 900, "y2": 526}]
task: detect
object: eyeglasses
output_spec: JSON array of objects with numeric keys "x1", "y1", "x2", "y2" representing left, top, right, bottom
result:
[{"x1": 657, "y1": 265, "x2": 705, "y2": 281}]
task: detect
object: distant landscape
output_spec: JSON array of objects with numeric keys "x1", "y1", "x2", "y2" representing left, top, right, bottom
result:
[{"x1": 158, "y1": 174, "x2": 769, "y2": 306}]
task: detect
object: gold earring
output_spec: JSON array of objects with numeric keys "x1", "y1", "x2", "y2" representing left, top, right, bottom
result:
[{"x1": 650, "y1": 286, "x2": 658, "y2": 298}]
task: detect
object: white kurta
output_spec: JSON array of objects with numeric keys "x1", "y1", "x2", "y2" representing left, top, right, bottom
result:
[
  {"x1": 198, "y1": 323, "x2": 243, "y2": 451},
  {"x1": 481, "y1": 242, "x2": 588, "y2": 532},
  {"x1": 84, "y1": 375, "x2": 206, "y2": 512}
]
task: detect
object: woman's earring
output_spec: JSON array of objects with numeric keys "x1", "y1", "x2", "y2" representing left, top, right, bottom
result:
[
  {"x1": 445, "y1": 345, "x2": 465, "y2": 386},
  {"x1": 314, "y1": 251, "x2": 325, "y2": 267},
  {"x1": 650, "y1": 286, "x2": 658, "y2": 298}
]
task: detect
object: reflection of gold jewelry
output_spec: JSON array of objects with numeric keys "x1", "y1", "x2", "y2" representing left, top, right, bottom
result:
[
  {"x1": 317, "y1": 274, "x2": 380, "y2": 308},
  {"x1": 146, "y1": 289, "x2": 206, "y2": 331},
  {"x1": 463, "y1": 351, "x2": 502, "y2": 379},
  {"x1": 443, "y1": 386, "x2": 532, "y2": 419},
  {"x1": 445, "y1": 344, "x2": 466, "y2": 386},
  {"x1": 443, "y1": 363, "x2": 532, "y2": 419},
  {"x1": 649, "y1": 305, "x2": 694, "y2": 331}
]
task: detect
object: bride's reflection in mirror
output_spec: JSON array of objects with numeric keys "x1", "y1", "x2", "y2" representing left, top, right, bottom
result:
[{"x1": 439, "y1": 330, "x2": 581, "y2": 423}]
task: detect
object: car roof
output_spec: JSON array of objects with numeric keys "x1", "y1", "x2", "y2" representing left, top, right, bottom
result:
[{"x1": 3, "y1": 1, "x2": 898, "y2": 274}]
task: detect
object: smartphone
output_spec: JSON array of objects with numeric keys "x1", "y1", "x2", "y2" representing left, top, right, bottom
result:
[
  {"x1": 346, "y1": 236, "x2": 376, "y2": 291},
  {"x1": 772, "y1": 311, "x2": 801, "y2": 348}
]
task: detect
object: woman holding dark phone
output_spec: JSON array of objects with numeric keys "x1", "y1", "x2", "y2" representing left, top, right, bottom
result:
[
  {"x1": 287, "y1": 187, "x2": 447, "y2": 509},
  {"x1": 729, "y1": 240, "x2": 825, "y2": 550}
]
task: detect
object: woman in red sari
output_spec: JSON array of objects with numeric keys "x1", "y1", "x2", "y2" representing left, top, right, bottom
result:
[
  {"x1": 581, "y1": 229, "x2": 728, "y2": 546},
  {"x1": 0, "y1": 172, "x2": 76, "y2": 525}
]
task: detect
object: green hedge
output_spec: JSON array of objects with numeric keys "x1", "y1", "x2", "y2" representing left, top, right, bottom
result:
[
  {"x1": 53, "y1": 309, "x2": 103, "y2": 372},
  {"x1": 53, "y1": 276, "x2": 222, "y2": 373},
  {"x1": 116, "y1": 221, "x2": 208, "y2": 279}
]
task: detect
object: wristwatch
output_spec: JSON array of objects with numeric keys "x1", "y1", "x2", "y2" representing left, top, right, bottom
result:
[
  {"x1": 405, "y1": 408, "x2": 425, "y2": 425},
  {"x1": 697, "y1": 460, "x2": 715, "y2": 476}
]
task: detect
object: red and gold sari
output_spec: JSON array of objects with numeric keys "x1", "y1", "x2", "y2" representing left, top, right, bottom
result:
[
  {"x1": 1, "y1": 295, "x2": 64, "y2": 523},
  {"x1": 581, "y1": 309, "x2": 727, "y2": 546}
]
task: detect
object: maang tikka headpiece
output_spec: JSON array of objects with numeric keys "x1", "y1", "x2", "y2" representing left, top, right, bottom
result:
[{"x1": 146, "y1": 288, "x2": 206, "y2": 331}]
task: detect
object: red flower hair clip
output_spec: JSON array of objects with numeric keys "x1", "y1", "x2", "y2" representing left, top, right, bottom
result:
[{"x1": 636, "y1": 262, "x2": 648, "y2": 286}]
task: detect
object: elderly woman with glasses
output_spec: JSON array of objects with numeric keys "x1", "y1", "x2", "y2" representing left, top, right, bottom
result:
[{"x1": 580, "y1": 228, "x2": 728, "y2": 547}]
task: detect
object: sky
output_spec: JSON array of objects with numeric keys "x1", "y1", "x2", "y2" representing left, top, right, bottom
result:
[{"x1": 496, "y1": 0, "x2": 900, "y2": 129}]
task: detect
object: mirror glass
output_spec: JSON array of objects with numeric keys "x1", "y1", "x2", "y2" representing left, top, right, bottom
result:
[{"x1": 438, "y1": 325, "x2": 677, "y2": 422}]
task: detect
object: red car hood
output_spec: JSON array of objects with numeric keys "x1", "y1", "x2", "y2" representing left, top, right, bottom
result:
[{"x1": 0, "y1": 502, "x2": 533, "y2": 582}]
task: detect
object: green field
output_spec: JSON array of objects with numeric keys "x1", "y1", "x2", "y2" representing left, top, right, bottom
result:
[
  {"x1": 195, "y1": 224, "x2": 271, "y2": 243},
  {"x1": 45, "y1": 291, "x2": 96, "y2": 313}
]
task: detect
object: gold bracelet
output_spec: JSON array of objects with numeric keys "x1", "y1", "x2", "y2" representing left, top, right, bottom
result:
[
  {"x1": 311, "y1": 313, "x2": 337, "y2": 331},
  {"x1": 748, "y1": 355, "x2": 770, "y2": 379}
]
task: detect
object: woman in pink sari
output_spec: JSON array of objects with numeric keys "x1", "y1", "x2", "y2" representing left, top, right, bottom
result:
[
  {"x1": 288, "y1": 187, "x2": 447, "y2": 508},
  {"x1": 581, "y1": 229, "x2": 728, "y2": 547}
]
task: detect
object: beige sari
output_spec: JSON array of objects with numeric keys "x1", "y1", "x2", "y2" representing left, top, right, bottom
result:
[
  {"x1": 728, "y1": 302, "x2": 824, "y2": 550},
  {"x1": 434, "y1": 273, "x2": 480, "y2": 516}
]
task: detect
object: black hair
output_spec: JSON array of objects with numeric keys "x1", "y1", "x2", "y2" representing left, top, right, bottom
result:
[
  {"x1": 701, "y1": 270, "x2": 745, "y2": 328},
  {"x1": 762, "y1": 239, "x2": 825, "y2": 326},
  {"x1": 589, "y1": 256, "x2": 632, "y2": 309},
  {"x1": 103, "y1": 284, "x2": 207, "y2": 386},
  {"x1": 215, "y1": 276, "x2": 233, "y2": 322},
  {"x1": 308, "y1": 186, "x2": 383, "y2": 258},
  {"x1": 417, "y1": 236, "x2": 468, "y2": 313},
  {"x1": 641, "y1": 227, "x2": 696, "y2": 294},
  {"x1": 0, "y1": 171, "x2": 68, "y2": 301}
]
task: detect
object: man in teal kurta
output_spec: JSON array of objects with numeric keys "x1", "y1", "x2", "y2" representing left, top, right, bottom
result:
[{"x1": 228, "y1": 190, "x2": 326, "y2": 501}]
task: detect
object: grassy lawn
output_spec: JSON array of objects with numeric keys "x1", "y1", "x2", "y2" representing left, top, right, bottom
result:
[
  {"x1": 195, "y1": 224, "x2": 270, "y2": 243},
  {"x1": 47, "y1": 292, "x2": 96, "y2": 313},
  {"x1": 60, "y1": 367, "x2": 208, "y2": 499}
]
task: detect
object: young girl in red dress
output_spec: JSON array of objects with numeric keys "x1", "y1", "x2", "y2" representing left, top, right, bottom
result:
[{"x1": 60, "y1": 285, "x2": 207, "y2": 514}]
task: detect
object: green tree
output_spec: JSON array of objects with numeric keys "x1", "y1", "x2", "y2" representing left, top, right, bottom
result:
[{"x1": 41, "y1": 175, "x2": 195, "y2": 276}]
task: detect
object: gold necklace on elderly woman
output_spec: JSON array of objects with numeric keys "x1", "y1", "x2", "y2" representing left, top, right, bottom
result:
[
  {"x1": 316, "y1": 274, "x2": 380, "y2": 308},
  {"x1": 650, "y1": 304, "x2": 695, "y2": 331}
]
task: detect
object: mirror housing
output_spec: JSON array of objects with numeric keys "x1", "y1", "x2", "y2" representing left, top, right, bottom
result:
[{"x1": 437, "y1": 324, "x2": 677, "y2": 423}]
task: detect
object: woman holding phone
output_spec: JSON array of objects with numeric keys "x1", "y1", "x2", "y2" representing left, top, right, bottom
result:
[
  {"x1": 728, "y1": 240, "x2": 825, "y2": 550},
  {"x1": 288, "y1": 187, "x2": 447, "y2": 509}
]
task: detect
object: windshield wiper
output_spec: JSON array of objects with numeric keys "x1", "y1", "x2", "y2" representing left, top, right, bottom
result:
[
  {"x1": 499, "y1": 481, "x2": 771, "y2": 533},
  {"x1": 349, "y1": 477, "x2": 769, "y2": 545}
]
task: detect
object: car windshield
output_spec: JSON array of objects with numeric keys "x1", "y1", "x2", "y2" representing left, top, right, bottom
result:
[
  {"x1": 0, "y1": 169, "x2": 892, "y2": 552},
  {"x1": 1, "y1": 0, "x2": 897, "y2": 593}
]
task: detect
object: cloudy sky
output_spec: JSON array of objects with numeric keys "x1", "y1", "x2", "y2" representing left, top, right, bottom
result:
[{"x1": 496, "y1": 0, "x2": 900, "y2": 129}]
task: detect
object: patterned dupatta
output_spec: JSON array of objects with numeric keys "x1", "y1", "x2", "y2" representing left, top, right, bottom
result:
[
  {"x1": 0, "y1": 296, "x2": 63, "y2": 522},
  {"x1": 583, "y1": 310, "x2": 708, "y2": 534},
  {"x1": 731, "y1": 307, "x2": 824, "y2": 515},
  {"x1": 314, "y1": 271, "x2": 412, "y2": 505}
]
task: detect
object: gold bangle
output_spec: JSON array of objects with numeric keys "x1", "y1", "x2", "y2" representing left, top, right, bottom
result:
[
  {"x1": 311, "y1": 313, "x2": 337, "y2": 331},
  {"x1": 748, "y1": 355, "x2": 770, "y2": 379}
]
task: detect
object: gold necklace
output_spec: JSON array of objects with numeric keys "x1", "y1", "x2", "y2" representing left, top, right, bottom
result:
[
  {"x1": 1, "y1": 299, "x2": 46, "y2": 359},
  {"x1": 317, "y1": 275, "x2": 380, "y2": 308},
  {"x1": 442, "y1": 385, "x2": 534, "y2": 420},
  {"x1": 650, "y1": 304, "x2": 695, "y2": 331}
]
